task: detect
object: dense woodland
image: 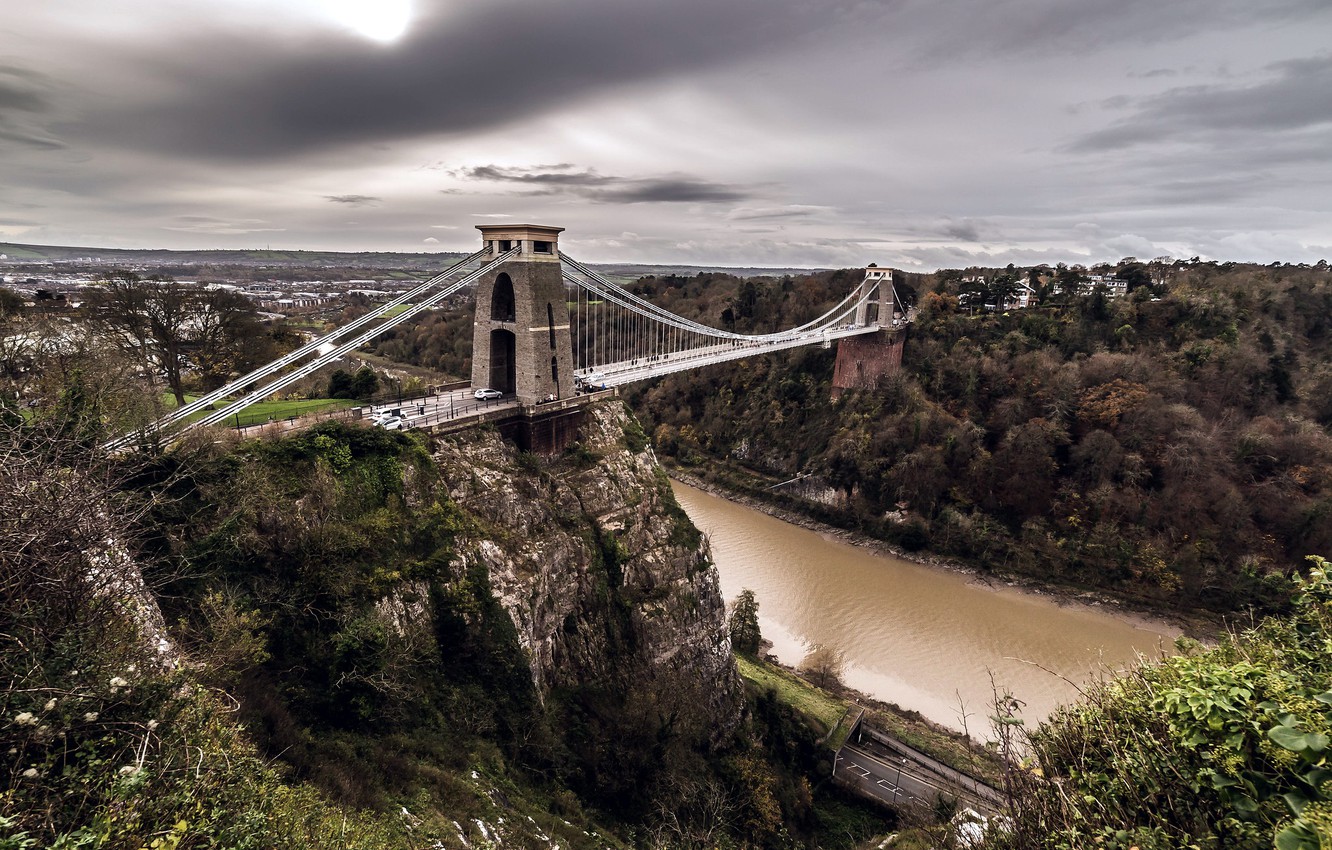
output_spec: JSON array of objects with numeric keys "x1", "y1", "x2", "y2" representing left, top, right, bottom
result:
[
  {"x1": 622, "y1": 260, "x2": 1332, "y2": 619},
  {"x1": 370, "y1": 297, "x2": 476, "y2": 378}
]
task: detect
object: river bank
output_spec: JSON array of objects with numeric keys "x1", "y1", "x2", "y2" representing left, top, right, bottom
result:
[{"x1": 666, "y1": 462, "x2": 1205, "y2": 640}]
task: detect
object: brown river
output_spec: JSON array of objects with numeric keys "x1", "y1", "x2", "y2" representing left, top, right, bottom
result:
[{"x1": 673, "y1": 481, "x2": 1180, "y2": 733}]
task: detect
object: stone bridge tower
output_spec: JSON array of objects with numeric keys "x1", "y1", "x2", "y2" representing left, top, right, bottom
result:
[
  {"x1": 831, "y1": 265, "x2": 906, "y2": 399},
  {"x1": 471, "y1": 224, "x2": 576, "y2": 405}
]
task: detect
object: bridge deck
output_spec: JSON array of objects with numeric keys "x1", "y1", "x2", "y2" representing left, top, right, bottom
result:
[{"x1": 581, "y1": 324, "x2": 884, "y2": 387}]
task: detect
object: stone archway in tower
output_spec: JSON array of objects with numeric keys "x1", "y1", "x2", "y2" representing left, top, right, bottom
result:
[
  {"x1": 491, "y1": 273, "x2": 516, "y2": 322},
  {"x1": 488, "y1": 328, "x2": 516, "y2": 394}
]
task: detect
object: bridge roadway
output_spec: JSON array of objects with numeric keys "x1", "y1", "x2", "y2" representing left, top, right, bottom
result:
[
  {"x1": 223, "y1": 320, "x2": 884, "y2": 438},
  {"x1": 226, "y1": 386, "x2": 518, "y2": 440},
  {"x1": 228, "y1": 385, "x2": 621, "y2": 440},
  {"x1": 582, "y1": 323, "x2": 883, "y2": 387}
]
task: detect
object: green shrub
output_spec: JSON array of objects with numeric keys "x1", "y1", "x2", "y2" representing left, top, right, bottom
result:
[{"x1": 995, "y1": 556, "x2": 1332, "y2": 850}]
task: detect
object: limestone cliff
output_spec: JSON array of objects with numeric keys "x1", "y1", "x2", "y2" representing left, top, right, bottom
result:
[{"x1": 432, "y1": 401, "x2": 743, "y2": 741}]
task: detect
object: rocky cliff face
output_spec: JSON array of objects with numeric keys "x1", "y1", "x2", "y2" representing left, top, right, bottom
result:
[{"x1": 432, "y1": 401, "x2": 743, "y2": 741}]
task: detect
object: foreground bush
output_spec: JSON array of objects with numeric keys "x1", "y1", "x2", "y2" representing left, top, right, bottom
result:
[
  {"x1": 0, "y1": 424, "x2": 403, "y2": 848},
  {"x1": 994, "y1": 556, "x2": 1332, "y2": 850}
]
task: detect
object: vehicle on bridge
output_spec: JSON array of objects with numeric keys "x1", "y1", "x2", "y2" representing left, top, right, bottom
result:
[
  {"x1": 473, "y1": 387, "x2": 503, "y2": 400},
  {"x1": 576, "y1": 373, "x2": 607, "y2": 391}
]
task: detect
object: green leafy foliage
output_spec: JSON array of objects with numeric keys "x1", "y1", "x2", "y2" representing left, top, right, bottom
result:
[
  {"x1": 327, "y1": 366, "x2": 380, "y2": 400},
  {"x1": 5, "y1": 387, "x2": 887, "y2": 849},
  {"x1": 991, "y1": 557, "x2": 1332, "y2": 849}
]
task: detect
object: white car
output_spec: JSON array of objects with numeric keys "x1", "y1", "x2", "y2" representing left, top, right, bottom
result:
[
  {"x1": 473, "y1": 388, "x2": 503, "y2": 400},
  {"x1": 375, "y1": 415, "x2": 405, "y2": 430}
]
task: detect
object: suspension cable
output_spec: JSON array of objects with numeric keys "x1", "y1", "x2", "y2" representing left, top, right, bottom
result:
[
  {"x1": 181, "y1": 249, "x2": 519, "y2": 434},
  {"x1": 106, "y1": 248, "x2": 489, "y2": 450}
]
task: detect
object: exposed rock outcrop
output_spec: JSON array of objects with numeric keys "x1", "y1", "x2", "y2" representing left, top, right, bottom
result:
[{"x1": 433, "y1": 401, "x2": 743, "y2": 740}]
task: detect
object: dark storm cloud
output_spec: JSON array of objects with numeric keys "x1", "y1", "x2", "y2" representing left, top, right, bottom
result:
[
  {"x1": 0, "y1": 65, "x2": 65, "y2": 150},
  {"x1": 941, "y1": 219, "x2": 982, "y2": 242},
  {"x1": 1071, "y1": 54, "x2": 1332, "y2": 152},
  {"x1": 608, "y1": 180, "x2": 749, "y2": 203},
  {"x1": 456, "y1": 164, "x2": 750, "y2": 204},
  {"x1": 1131, "y1": 68, "x2": 1182, "y2": 79},
  {"x1": 1151, "y1": 174, "x2": 1274, "y2": 205},
  {"x1": 325, "y1": 195, "x2": 382, "y2": 206},
  {"x1": 599, "y1": 180, "x2": 747, "y2": 204},
  {"x1": 0, "y1": 127, "x2": 63, "y2": 150},
  {"x1": 0, "y1": 66, "x2": 55, "y2": 113},
  {"x1": 70, "y1": 0, "x2": 838, "y2": 161},
  {"x1": 457, "y1": 165, "x2": 608, "y2": 186},
  {"x1": 725, "y1": 206, "x2": 829, "y2": 222}
]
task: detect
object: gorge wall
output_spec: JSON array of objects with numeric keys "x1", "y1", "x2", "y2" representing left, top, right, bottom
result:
[{"x1": 431, "y1": 401, "x2": 743, "y2": 737}]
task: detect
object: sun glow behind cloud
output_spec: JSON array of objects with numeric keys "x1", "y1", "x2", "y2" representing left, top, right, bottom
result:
[{"x1": 322, "y1": 0, "x2": 413, "y2": 42}]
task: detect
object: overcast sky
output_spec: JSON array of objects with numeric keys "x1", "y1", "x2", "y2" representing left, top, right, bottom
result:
[{"x1": 2, "y1": 0, "x2": 1330, "y2": 269}]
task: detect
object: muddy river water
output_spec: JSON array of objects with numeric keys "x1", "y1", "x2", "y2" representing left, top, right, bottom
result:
[{"x1": 673, "y1": 481, "x2": 1180, "y2": 733}]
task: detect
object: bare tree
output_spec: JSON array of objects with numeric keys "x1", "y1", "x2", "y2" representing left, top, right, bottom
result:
[
  {"x1": 0, "y1": 302, "x2": 158, "y2": 437},
  {"x1": 190, "y1": 287, "x2": 267, "y2": 391},
  {"x1": 83, "y1": 272, "x2": 260, "y2": 405},
  {"x1": 647, "y1": 775, "x2": 738, "y2": 849},
  {"x1": 0, "y1": 421, "x2": 166, "y2": 646},
  {"x1": 799, "y1": 643, "x2": 845, "y2": 690}
]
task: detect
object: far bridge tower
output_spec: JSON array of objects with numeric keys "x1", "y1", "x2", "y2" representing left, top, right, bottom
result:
[
  {"x1": 830, "y1": 265, "x2": 906, "y2": 398},
  {"x1": 471, "y1": 224, "x2": 576, "y2": 405}
]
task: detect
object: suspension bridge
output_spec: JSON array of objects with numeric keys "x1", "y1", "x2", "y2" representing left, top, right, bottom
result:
[{"x1": 108, "y1": 224, "x2": 910, "y2": 451}]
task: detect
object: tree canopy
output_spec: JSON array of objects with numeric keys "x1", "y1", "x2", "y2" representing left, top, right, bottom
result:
[
  {"x1": 628, "y1": 260, "x2": 1332, "y2": 618},
  {"x1": 728, "y1": 588, "x2": 762, "y2": 656}
]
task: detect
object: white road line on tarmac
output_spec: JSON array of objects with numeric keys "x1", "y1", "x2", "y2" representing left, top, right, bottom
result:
[{"x1": 843, "y1": 745, "x2": 950, "y2": 796}]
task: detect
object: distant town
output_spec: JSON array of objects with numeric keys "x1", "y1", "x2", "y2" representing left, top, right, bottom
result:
[{"x1": 0, "y1": 242, "x2": 826, "y2": 325}]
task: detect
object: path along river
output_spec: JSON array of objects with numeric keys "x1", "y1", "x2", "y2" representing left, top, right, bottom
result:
[{"x1": 673, "y1": 481, "x2": 1181, "y2": 734}]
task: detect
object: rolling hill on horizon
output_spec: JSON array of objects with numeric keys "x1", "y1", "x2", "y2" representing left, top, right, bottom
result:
[{"x1": 0, "y1": 240, "x2": 826, "y2": 279}]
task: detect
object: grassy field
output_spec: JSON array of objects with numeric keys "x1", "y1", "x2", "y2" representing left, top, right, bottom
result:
[
  {"x1": 168, "y1": 394, "x2": 357, "y2": 428},
  {"x1": 377, "y1": 303, "x2": 413, "y2": 319},
  {"x1": 736, "y1": 655, "x2": 849, "y2": 734}
]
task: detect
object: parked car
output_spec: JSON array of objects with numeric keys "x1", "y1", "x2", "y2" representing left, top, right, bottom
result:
[{"x1": 473, "y1": 388, "x2": 503, "y2": 400}]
